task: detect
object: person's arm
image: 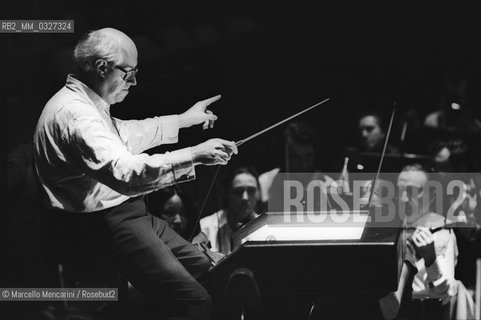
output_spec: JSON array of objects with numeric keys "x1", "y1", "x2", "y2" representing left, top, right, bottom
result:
[
  {"x1": 424, "y1": 230, "x2": 458, "y2": 304},
  {"x1": 115, "y1": 115, "x2": 182, "y2": 154},
  {"x1": 410, "y1": 227, "x2": 458, "y2": 305},
  {"x1": 68, "y1": 112, "x2": 235, "y2": 196},
  {"x1": 115, "y1": 96, "x2": 220, "y2": 154},
  {"x1": 177, "y1": 95, "x2": 219, "y2": 130}
]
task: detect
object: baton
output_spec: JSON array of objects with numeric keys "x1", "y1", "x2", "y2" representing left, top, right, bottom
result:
[{"x1": 235, "y1": 98, "x2": 330, "y2": 147}]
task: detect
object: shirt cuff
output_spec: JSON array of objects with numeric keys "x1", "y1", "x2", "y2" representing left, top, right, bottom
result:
[
  {"x1": 158, "y1": 115, "x2": 180, "y2": 144},
  {"x1": 169, "y1": 147, "x2": 196, "y2": 184}
]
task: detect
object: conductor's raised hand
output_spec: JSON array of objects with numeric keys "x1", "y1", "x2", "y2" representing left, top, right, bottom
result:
[
  {"x1": 178, "y1": 95, "x2": 221, "y2": 129},
  {"x1": 191, "y1": 138, "x2": 238, "y2": 166}
]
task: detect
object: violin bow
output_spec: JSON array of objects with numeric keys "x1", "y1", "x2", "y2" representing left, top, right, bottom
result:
[{"x1": 367, "y1": 101, "x2": 397, "y2": 208}]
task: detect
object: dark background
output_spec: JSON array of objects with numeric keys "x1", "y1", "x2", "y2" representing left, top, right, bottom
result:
[{"x1": 5, "y1": 1, "x2": 481, "y2": 207}]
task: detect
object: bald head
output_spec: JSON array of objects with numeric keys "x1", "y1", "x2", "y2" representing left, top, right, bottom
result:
[
  {"x1": 98, "y1": 28, "x2": 137, "y2": 53},
  {"x1": 73, "y1": 27, "x2": 138, "y2": 105},
  {"x1": 74, "y1": 27, "x2": 137, "y2": 74}
]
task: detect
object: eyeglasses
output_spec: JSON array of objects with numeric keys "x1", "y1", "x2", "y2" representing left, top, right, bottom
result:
[{"x1": 115, "y1": 65, "x2": 139, "y2": 81}]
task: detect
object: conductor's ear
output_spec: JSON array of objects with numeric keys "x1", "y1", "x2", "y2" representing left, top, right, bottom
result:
[{"x1": 94, "y1": 59, "x2": 109, "y2": 78}]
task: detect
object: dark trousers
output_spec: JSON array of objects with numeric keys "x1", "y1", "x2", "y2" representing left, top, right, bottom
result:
[{"x1": 49, "y1": 197, "x2": 212, "y2": 320}]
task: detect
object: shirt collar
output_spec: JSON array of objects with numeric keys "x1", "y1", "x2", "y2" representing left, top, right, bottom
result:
[{"x1": 66, "y1": 74, "x2": 110, "y2": 114}]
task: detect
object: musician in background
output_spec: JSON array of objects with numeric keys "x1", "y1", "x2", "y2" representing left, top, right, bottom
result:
[
  {"x1": 426, "y1": 139, "x2": 470, "y2": 174},
  {"x1": 259, "y1": 121, "x2": 334, "y2": 210},
  {"x1": 147, "y1": 185, "x2": 197, "y2": 240},
  {"x1": 424, "y1": 71, "x2": 481, "y2": 135},
  {"x1": 398, "y1": 164, "x2": 475, "y2": 319},
  {"x1": 200, "y1": 166, "x2": 262, "y2": 255},
  {"x1": 426, "y1": 138, "x2": 481, "y2": 309},
  {"x1": 358, "y1": 111, "x2": 400, "y2": 154},
  {"x1": 340, "y1": 111, "x2": 402, "y2": 173}
]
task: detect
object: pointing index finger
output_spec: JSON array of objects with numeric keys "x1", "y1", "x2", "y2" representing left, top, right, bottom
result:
[{"x1": 202, "y1": 95, "x2": 221, "y2": 108}]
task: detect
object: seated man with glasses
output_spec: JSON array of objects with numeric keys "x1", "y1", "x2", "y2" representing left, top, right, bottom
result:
[
  {"x1": 34, "y1": 27, "x2": 238, "y2": 320},
  {"x1": 397, "y1": 164, "x2": 475, "y2": 319}
]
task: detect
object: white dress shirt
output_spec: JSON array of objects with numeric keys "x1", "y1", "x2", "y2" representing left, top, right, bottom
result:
[
  {"x1": 34, "y1": 75, "x2": 195, "y2": 212},
  {"x1": 200, "y1": 210, "x2": 260, "y2": 255},
  {"x1": 200, "y1": 210, "x2": 233, "y2": 255}
]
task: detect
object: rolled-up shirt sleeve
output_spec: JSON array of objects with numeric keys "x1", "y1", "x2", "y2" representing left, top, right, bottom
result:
[{"x1": 68, "y1": 112, "x2": 195, "y2": 196}]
